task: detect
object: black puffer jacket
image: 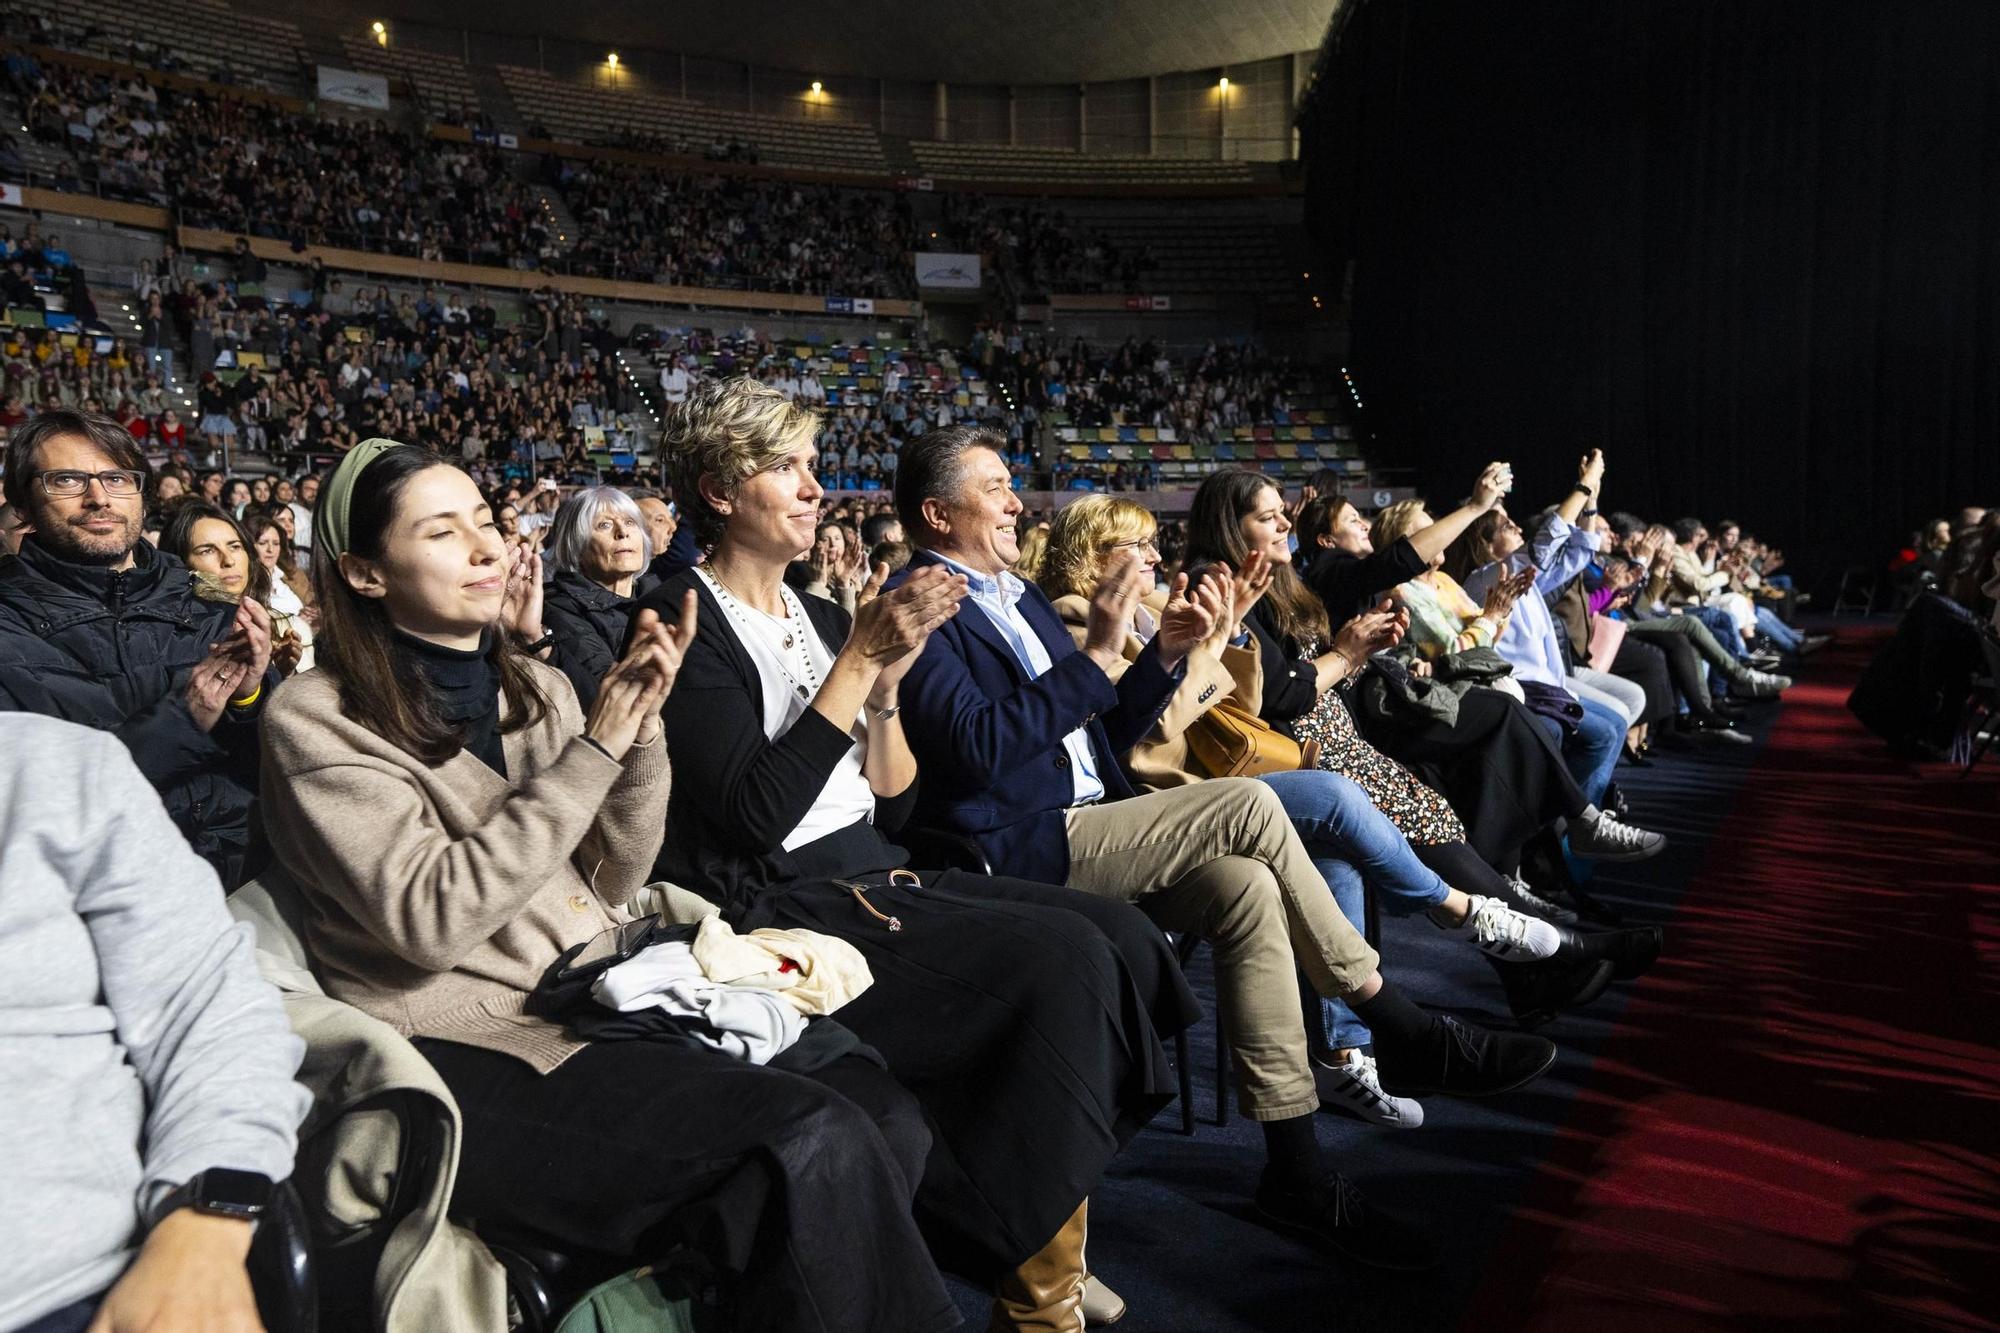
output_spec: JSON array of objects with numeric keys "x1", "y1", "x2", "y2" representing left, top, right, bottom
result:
[
  {"x1": 0, "y1": 538, "x2": 265, "y2": 886},
  {"x1": 542, "y1": 570, "x2": 635, "y2": 710}
]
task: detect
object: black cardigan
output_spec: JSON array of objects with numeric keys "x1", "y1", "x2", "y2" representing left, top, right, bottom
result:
[
  {"x1": 634, "y1": 568, "x2": 916, "y2": 924},
  {"x1": 1307, "y1": 538, "x2": 1429, "y2": 635},
  {"x1": 1246, "y1": 600, "x2": 1326, "y2": 730}
]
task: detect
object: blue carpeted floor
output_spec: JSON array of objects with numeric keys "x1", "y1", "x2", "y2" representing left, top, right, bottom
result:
[{"x1": 942, "y1": 692, "x2": 1786, "y2": 1331}]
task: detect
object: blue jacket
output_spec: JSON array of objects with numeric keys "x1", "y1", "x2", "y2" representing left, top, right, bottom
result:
[{"x1": 892, "y1": 550, "x2": 1182, "y2": 885}]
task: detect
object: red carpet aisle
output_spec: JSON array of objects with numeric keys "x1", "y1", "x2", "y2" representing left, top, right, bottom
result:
[{"x1": 1464, "y1": 630, "x2": 2000, "y2": 1332}]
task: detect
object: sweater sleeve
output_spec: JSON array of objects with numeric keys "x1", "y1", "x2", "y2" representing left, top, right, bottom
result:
[
  {"x1": 264, "y1": 699, "x2": 629, "y2": 972},
  {"x1": 570, "y1": 684, "x2": 671, "y2": 911},
  {"x1": 76, "y1": 730, "x2": 307, "y2": 1196}
]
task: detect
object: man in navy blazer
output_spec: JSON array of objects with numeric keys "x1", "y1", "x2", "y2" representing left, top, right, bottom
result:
[{"x1": 887, "y1": 426, "x2": 1560, "y2": 1269}]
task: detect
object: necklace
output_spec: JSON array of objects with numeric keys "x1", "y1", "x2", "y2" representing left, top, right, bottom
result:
[{"x1": 700, "y1": 569, "x2": 821, "y2": 699}]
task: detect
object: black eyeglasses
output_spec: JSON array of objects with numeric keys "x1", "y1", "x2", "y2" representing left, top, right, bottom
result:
[{"x1": 37, "y1": 469, "x2": 146, "y2": 498}]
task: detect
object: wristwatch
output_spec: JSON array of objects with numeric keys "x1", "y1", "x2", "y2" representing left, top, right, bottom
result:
[{"x1": 144, "y1": 1168, "x2": 275, "y2": 1229}]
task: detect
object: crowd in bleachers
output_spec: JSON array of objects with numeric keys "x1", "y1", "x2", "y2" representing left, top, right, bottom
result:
[{"x1": 553, "y1": 157, "x2": 916, "y2": 295}]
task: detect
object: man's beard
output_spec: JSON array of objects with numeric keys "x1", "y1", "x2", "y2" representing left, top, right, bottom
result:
[{"x1": 37, "y1": 511, "x2": 142, "y2": 566}]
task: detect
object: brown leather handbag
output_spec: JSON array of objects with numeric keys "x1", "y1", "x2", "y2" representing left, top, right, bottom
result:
[{"x1": 1184, "y1": 699, "x2": 1304, "y2": 778}]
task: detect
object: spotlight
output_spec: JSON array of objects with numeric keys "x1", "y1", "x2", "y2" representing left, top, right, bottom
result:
[
  {"x1": 607, "y1": 53, "x2": 619, "y2": 68},
  {"x1": 1218, "y1": 77, "x2": 1229, "y2": 90},
  {"x1": 811, "y1": 81, "x2": 823, "y2": 95}
]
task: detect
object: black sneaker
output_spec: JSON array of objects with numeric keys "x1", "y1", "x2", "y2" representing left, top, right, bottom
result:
[
  {"x1": 1375, "y1": 1015, "x2": 1558, "y2": 1098},
  {"x1": 1253, "y1": 1169, "x2": 1443, "y2": 1270},
  {"x1": 1489, "y1": 955, "x2": 1616, "y2": 1027},
  {"x1": 1558, "y1": 924, "x2": 1664, "y2": 981}
]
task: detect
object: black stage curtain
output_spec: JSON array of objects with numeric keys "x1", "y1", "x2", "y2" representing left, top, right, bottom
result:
[{"x1": 1303, "y1": 0, "x2": 2000, "y2": 579}]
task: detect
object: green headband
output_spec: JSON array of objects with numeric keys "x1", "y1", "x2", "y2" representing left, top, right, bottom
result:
[{"x1": 313, "y1": 437, "x2": 407, "y2": 563}]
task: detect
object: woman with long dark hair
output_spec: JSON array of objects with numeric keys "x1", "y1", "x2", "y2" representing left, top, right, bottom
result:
[
  {"x1": 1182, "y1": 470, "x2": 1667, "y2": 885},
  {"x1": 259, "y1": 440, "x2": 959, "y2": 1333}
]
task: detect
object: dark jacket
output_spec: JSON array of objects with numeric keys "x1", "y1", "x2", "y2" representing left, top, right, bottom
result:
[
  {"x1": 1306, "y1": 538, "x2": 1429, "y2": 635},
  {"x1": 891, "y1": 550, "x2": 1181, "y2": 886},
  {"x1": 0, "y1": 539, "x2": 265, "y2": 885},
  {"x1": 636, "y1": 569, "x2": 916, "y2": 925},
  {"x1": 541, "y1": 571, "x2": 633, "y2": 710},
  {"x1": 1244, "y1": 600, "x2": 1326, "y2": 729}
]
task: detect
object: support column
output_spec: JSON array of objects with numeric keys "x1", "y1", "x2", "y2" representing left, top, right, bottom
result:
[
  {"x1": 1146, "y1": 75, "x2": 1157, "y2": 156},
  {"x1": 934, "y1": 81, "x2": 948, "y2": 141},
  {"x1": 1077, "y1": 82, "x2": 1088, "y2": 153},
  {"x1": 1007, "y1": 85, "x2": 1017, "y2": 145}
]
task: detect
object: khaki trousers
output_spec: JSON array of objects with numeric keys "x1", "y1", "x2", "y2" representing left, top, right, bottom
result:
[{"x1": 1063, "y1": 778, "x2": 1381, "y2": 1121}]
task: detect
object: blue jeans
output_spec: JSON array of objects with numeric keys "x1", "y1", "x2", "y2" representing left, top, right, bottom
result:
[
  {"x1": 1754, "y1": 604, "x2": 1801, "y2": 650},
  {"x1": 1259, "y1": 769, "x2": 1453, "y2": 1051},
  {"x1": 1685, "y1": 604, "x2": 1748, "y2": 659},
  {"x1": 1529, "y1": 695, "x2": 1627, "y2": 808}
]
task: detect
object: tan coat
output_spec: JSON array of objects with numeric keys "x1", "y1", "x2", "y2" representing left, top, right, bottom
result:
[
  {"x1": 1050, "y1": 592, "x2": 1265, "y2": 790},
  {"x1": 258, "y1": 661, "x2": 670, "y2": 1073}
]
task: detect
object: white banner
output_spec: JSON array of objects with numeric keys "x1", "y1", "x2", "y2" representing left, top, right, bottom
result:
[
  {"x1": 317, "y1": 66, "x2": 391, "y2": 111},
  {"x1": 914, "y1": 252, "x2": 981, "y2": 290},
  {"x1": 0, "y1": 183, "x2": 21, "y2": 209}
]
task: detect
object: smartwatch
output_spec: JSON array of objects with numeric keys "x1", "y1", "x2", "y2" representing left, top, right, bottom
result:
[{"x1": 146, "y1": 1168, "x2": 275, "y2": 1228}]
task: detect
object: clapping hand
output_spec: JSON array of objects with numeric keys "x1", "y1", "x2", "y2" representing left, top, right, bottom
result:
[
  {"x1": 1083, "y1": 549, "x2": 1147, "y2": 672},
  {"x1": 1334, "y1": 598, "x2": 1408, "y2": 663},
  {"x1": 186, "y1": 597, "x2": 273, "y2": 730},
  {"x1": 849, "y1": 564, "x2": 968, "y2": 669},
  {"x1": 1578, "y1": 448, "x2": 1606, "y2": 489},
  {"x1": 500, "y1": 544, "x2": 545, "y2": 645},
  {"x1": 586, "y1": 592, "x2": 697, "y2": 759},
  {"x1": 1155, "y1": 571, "x2": 1218, "y2": 669},
  {"x1": 1480, "y1": 564, "x2": 1538, "y2": 620},
  {"x1": 1472, "y1": 461, "x2": 1513, "y2": 509}
]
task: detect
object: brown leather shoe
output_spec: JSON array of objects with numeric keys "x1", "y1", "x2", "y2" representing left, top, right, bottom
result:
[{"x1": 989, "y1": 1200, "x2": 1089, "y2": 1333}]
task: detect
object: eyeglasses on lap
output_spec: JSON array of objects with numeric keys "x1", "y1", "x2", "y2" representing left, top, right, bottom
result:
[{"x1": 37, "y1": 470, "x2": 147, "y2": 498}]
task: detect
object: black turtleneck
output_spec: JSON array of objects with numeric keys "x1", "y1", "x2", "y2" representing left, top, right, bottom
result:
[{"x1": 396, "y1": 629, "x2": 506, "y2": 776}]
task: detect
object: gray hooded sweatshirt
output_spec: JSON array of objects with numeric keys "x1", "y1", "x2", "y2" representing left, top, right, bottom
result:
[{"x1": 0, "y1": 714, "x2": 307, "y2": 1329}]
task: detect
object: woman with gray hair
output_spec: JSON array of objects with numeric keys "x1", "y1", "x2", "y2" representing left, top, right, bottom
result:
[{"x1": 543, "y1": 485, "x2": 652, "y2": 709}]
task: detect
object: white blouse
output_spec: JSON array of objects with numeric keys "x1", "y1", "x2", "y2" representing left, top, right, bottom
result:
[{"x1": 698, "y1": 571, "x2": 876, "y2": 851}]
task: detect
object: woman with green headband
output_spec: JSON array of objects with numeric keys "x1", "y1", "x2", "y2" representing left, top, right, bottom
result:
[{"x1": 260, "y1": 441, "x2": 959, "y2": 1332}]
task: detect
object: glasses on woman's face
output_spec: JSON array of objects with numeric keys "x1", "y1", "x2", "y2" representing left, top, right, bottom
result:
[{"x1": 1108, "y1": 537, "x2": 1159, "y2": 553}]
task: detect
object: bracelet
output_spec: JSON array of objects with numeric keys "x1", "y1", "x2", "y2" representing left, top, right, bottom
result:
[
  {"x1": 228, "y1": 684, "x2": 262, "y2": 710},
  {"x1": 1579, "y1": 506, "x2": 1599, "y2": 518},
  {"x1": 521, "y1": 632, "x2": 556, "y2": 655},
  {"x1": 1573, "y1": 483, "x2": 1594, "y2": 498},
  {"x1": 873, "y1": 703, "x2": 902, "y2": 722}
]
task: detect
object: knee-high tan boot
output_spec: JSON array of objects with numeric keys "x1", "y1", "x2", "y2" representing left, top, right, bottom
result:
[{"x1": 988, "y1": 1199, "x2": 1089, "y2": 1333}]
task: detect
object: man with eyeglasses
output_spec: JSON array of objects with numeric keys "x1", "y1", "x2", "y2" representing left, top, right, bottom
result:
[{"x1": 0, "y1": 409, "x2": 275, "y2": 887}]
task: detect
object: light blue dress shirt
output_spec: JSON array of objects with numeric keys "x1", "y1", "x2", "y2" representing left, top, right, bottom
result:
[
  {"x1": 1460, "y1": 512, "x2": 1602, "y2": 693},
  {"x1": 934, "y1": 553, "x2": 1106, "y2": 805}
]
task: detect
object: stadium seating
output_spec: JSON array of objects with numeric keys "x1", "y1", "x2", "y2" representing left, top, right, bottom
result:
[
  {"x1": 909, "y1": 140, "x2": 1267, "y2": 188},
  {"x1": 336, "y1": 36, "x2": 480, "y2": 125},
  {"x1": 498, "y1": 65, "x2": 890, "y2": 176},
  {"x1": 10, "y1": 0, "x2": 306, "y2": 96}
]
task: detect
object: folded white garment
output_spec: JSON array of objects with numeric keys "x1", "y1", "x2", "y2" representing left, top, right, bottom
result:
[
  {"x1": 690, "y1": 915, "x2": 873, "y2": 1016},
  {"x1": 593, "y1": 941, "x2": 804, "y2": 1065}
]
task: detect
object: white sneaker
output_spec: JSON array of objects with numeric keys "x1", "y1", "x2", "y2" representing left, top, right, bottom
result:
[
  {"x1": 1450, "y1": 894, "x2": 1563, "y2": 960},
  {"x1": 1568, "y1": 809, "x2": 1668, "y2": 862},
  {"x1": 1313, "y1": 1050, "x2": 1425, "y2": 1129},
  {"x1": 1505, "y1": 875, "x2": 1579, "y2": 925},
  {"x1": 1738, "y1": 670, "x2": 1792, "y2": 697}
]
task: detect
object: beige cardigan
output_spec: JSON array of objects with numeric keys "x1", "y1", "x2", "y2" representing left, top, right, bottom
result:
[
  {"x1": 1050, "y1": 592, "x2": 1265, "y2": 790},
  {"x1": 259, "y1": 660, "x2": 670, "y2": 1073}
]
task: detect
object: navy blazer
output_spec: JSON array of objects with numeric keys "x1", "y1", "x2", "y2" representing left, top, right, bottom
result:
[{"x1": 891, "y1": 549, "x2": 1183, "y2": 885}]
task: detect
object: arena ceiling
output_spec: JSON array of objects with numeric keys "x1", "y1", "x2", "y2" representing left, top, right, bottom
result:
[{"x1": 346, "y1": 0, "x2": 1343, "y2": 85}]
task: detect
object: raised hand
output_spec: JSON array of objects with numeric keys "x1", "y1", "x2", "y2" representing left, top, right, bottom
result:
[
  {"x1": 1472, "y1": 460, "x2": 1513, "y2": 509},
  {"x1": 1578, "y1": 448, "x2": 1606, "y2": 488},
  {"x1": 1155, "y1": 571, "x2": 1217, "y2": 667}
]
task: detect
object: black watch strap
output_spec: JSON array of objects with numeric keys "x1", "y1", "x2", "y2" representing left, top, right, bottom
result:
[{"x1": 146, "y1": 1168, "x2": 274, "y2": 1228}]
